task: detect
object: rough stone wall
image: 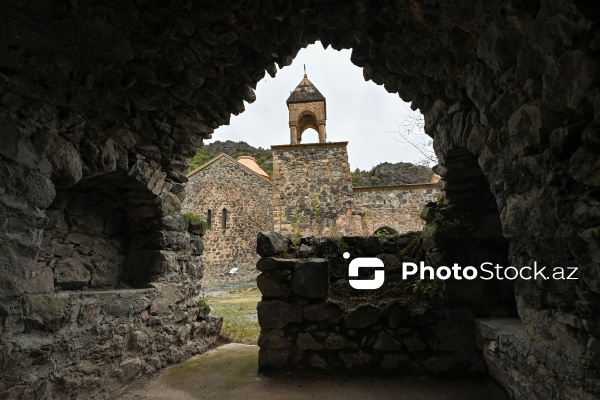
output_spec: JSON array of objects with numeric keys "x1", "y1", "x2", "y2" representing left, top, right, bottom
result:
[
  {"x1": 255, "y1": 231, "x2": 514, "y2": 377},
  {"x1": 272, "y1": 142, "x2": 353, "y2": 237},
  {"x1": 477, "y1": 319, "x2": 600, "y2": 399},
  {"x1": 182, "y1": 155, "x2": 273, "y2": 281},
  {"x1": 1, "y1": 286, "x2": 222, "y2": 399},
  {"x1": 346, "y1": 184, "x2": 440, "y2": 235}
]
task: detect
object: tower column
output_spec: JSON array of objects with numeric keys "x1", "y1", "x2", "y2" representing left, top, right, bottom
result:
[
  {"x1": 290, "y1": 124, "x2": 298, "y2": 145},
  {"x1": 318, "y1": 121, "x2": 326, "y2": 143}
]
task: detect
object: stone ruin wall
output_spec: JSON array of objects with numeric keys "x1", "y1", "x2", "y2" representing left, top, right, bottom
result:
[
  {"x1": 343, "y1": 184, "x2": 440, "y2": 235},
  {"x1": 182, "y1": 156, "x2": 274, "y2": 282},
  {"x1": 254, "y1": 232, "x2": 507, "y2": 374},
  {"x1": 0, "y1": 0, "x2": 599, "y2": 398},
  {"x1": 255, "y1": 231, "x2": 599, "y2": 399}
]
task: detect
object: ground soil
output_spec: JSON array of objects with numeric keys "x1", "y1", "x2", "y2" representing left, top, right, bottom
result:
[{"x1": 111, "y1": 343, "x2": 509, "y2": 400}]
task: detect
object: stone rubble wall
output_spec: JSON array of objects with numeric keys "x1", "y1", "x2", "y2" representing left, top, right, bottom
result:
[
  {"x1": 255, "y1": 231, "x2": 512, "y2": 376},
  {"x1": 346, "y1": 184, "x2": 440, "y2": 235},
  {"x1": 182, "y1": 155, "x2": 274, "y2": 282},
  {"x1": 477, "y1": 319, "x2": 600, "y2": 399},
  {"x1": 0, "y1": 285, "x2": 222, "y2": 399}
]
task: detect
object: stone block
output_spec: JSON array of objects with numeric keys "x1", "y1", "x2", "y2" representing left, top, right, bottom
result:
[
  {"x1": 257, "y1": 273, "x2": 288, "y2": 298},
  {"x1": 345, "y1": 304, "x2": 382, "y2": 330},
  {"x1": 258, "y1": 329, "x2": 291, "y2": 349},
  {"x1": 384, "y1": 299, "x2": 410, "y2": 328},
  {"x1": 302, "y1": 300, "x2": 345, "y2": 324},
  {"x1": 24, "y1": 294, "x2": 71, "y2": 332},
  {"x1": 291, "y1": 259, "x2": 328, "y2": 299},
  {"x1": 401, "y1": 332, "x2": 427, "y2": 352},
  {"x1": 54, "y1": 257, "x2": 91, "y2": 289},
  {"x1": 296, "y1": 332, "x2": 323, "y2": 350},
  {"x1": 325, "y1": 333, "x2": 357, "y2": 349},
  {"x1": 257, "y1": 300, "x2": 301, "y2": 329},
  {"x1": 256, "y1": 257, "x2": 297, "y2": 272},
  {"x1": 373, "y1": 331, "x2": 405, "y2": 351},
  {"x1": 149, "y1": 283, "x2": 185, "y2": 315},
  {"x1": 256, "y1": 231, "x2": 290, "y2": 257}
]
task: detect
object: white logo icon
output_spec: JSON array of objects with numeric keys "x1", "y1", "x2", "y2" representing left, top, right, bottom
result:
[{"x1": 344, "y1": 252, "x2": 385, "y2": 290}]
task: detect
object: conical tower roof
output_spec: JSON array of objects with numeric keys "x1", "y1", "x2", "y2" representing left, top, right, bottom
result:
[{"x1": 286, "y1": 71, "x2": 326, "y2": 104}]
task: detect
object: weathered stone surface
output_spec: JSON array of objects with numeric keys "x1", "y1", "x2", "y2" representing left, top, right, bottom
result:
[
  {"x1": 302, "y1": 300, "x2": 344, "y2": 323},
  {"x1": 373, "y1": 331, "x2": 405, "y2": 351},
  {"x1": 384, "y1": 300, "x2": 410, "y2": 328},
  {"x1": 24, "y1": 294, "x2": 71, "y2": 332},
  {"x1": 257, "y1": 300, "x2": 301, "y2": 329},
  {"x1": 296, "y1": 332, "x2": 323, "y2": 351},
  {"x1": 256, "y1": 257, "x2": 297, "y2": 272},
  {"x1": 325, "y1": 333, "x2": 357, "y2": 350},
  {"x1": 48, "y1": 135, "x2": 83, "y2": 188},
  {"x1": 291, "y1": 259, "x2": 328, "y2": 299},
  {"x1": 257, "y1": 273, "x2": 288, "y2": 298},
  {"x1": 345, "y1": 304, "x2": 382, "y2": 330},
  {"x1": 149, "y1": 283, "x2": 185, "y2": 315},
  {"x1": 258, "y1": 329, "x2": 291, "y2": 349},
  {"x1": 53, "y1": 257, "x2": 91, "y2": 289},
  {"x1": 256, "y1": 232, "x2": 290, "y2": 257}
]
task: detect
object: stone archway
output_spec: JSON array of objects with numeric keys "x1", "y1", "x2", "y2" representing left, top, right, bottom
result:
[{"x1": 1, "y1": 1, "x2": 599, "y2": 398}]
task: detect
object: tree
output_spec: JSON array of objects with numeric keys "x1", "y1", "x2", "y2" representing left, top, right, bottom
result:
[{"x1": 391, "y1": 107, "x2": 437, "y2": 167}]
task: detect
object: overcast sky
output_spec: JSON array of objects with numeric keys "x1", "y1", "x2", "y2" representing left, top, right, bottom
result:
[{"x1": 208, "y1": 42, "x2": 431, "y2": 171}]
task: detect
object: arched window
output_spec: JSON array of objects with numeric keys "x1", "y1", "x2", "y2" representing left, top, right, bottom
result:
[
  {"x1": 222, "y1": 208, "x2": 228, "y2": 230},
  {"x1": 207, "y1": 209, "x2": 212, "y2": 227}
]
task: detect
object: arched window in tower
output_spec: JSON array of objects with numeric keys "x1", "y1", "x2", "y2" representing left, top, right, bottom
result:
[
  {"x1": 222, "y1": 208, "x2": 228, "y2": 230},
  {"x1": 207, "y1": 209, "x2": 212, "y2": 227}
]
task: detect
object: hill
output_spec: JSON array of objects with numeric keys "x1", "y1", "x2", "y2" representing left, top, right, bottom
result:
[
  {"x1": 351, "y1": 162, "x2": 433, "y2": 186},
  {"x1": 186, "y1": 140, "x2": 273, "y2": 177},
  {"x1": 186, "y1": 141, "x2": 433, "y2": 184}
]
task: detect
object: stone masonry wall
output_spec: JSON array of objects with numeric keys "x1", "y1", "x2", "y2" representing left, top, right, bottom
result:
[
  {"x1": 255, "y1": 231, "x2": 514, "y2": 377},
  {"x1": 272, "y1": 142, "x2": 353, "y2": 237},
  {"x1": 182, "y1": 155, "x2": 273, "y2": 282},
  {"x1": 1, "y1": 286, "x2": 222, "y2": 399},
  {"x1": 345, "y1": 184, "x2": 440, "y2": 235}
]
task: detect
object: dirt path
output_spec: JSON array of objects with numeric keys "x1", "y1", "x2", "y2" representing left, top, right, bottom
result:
[{"x1": 111, "y1": 343, "x2": 509, "y2": 400}]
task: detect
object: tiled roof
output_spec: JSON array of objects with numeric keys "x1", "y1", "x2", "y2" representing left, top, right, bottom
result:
[{"x1": 286, "y1": 74, "x2": 326, "y2": 104}]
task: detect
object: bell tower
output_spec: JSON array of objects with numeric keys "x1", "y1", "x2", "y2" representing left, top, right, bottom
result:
[{"x1": 286, "y1": 67, "x2": 327, "y2": 144}]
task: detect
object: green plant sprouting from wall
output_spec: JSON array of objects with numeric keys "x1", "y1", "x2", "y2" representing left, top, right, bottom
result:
[{"x1": 291, "y1": 209, "x2": 301, "y2": 246}]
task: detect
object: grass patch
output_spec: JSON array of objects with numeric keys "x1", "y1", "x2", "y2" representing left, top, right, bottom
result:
[{"x1": 206, "y1": 286, "x2": 261, "y2": 345}]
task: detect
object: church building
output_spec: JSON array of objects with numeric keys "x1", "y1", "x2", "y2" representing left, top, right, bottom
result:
[{"x1": 182, "y1": 72, "x2": 439, "y2": 280}]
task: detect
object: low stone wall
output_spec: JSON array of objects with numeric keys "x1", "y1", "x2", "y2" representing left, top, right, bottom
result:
[
  {"x1": 0, "y1": 285, "x2": 222, "y2": 399},
  {"x1": 255, "y1": 232, "x2": 506, "y2": 376},
  {"x1": 476, "y1": 319, "x2": 600, "y2": 399}
]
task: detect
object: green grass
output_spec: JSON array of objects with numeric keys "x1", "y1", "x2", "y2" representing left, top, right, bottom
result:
[{"x1": 206, "y1": 286, "x2": 261, "y2": 345}]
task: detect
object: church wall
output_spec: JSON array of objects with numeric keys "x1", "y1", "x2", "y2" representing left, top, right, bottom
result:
[
  {"x1": 345, "y1": 184, "x2": 440, "y2": 235},
  {"x1": 272, "y1": 143, "x2": 353, "y2": 238},
  {"x1": 182, "y1": 157, "x2": 273, "y2": 281}
]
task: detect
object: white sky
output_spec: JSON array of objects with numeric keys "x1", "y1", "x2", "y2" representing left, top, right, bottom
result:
[{"x1": 208, "y1": 42, "x2": 429, "y2": 171}]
